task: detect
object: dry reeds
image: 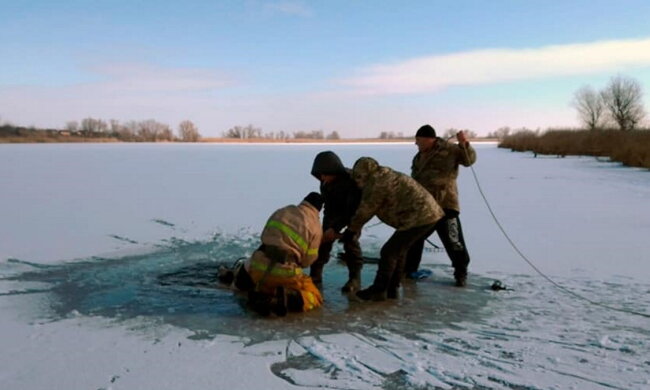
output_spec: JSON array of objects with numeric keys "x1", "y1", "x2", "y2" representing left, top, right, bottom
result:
[{"x1": 499, "y1": 129, "x2": 650, "y2": 169}]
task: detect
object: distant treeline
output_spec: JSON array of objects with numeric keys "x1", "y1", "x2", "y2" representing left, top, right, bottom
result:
[
  {"x1": 499, "y1": 129, "x2": 650, "y2": 169},
  {"x1": 0, "y1": 124, "x2": 118, "y2": 143},
  {"x1": 2, "y1": 120, "x2": 494, "y2": 143},
  {"x1": 0, "y1": 118, "x2": 201, "y2": 143},
  {"x1": 221, "y1": 124, "x2": 341, "y2": 140}
]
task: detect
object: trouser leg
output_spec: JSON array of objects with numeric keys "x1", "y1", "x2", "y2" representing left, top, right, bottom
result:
[
  {"x1": 310, "y1": 239, "x2": 333, "y2": 284},
  {"x1": 343, "y1": 237, "x2": 363, "y2": 273},
  {"x1": 373, "y1": 224, "x2": 436, "y2": 292},
  {"x1": 437, "y1": 209, "x2": 470, "y2": 278},
  {"x1": 341, "y1": 237, "x2": 363, "y2": 292},
  {"x1": 404, "y1": 235, "x2": 427, "y2": 275}
]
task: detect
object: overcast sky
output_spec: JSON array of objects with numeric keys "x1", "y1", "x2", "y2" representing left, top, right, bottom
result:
[{"x1": 2, "y1": 0, "x2": 650, "y2": 137}]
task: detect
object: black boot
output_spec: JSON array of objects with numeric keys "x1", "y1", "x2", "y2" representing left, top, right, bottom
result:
[
  {"x1": 341, "y1": 268, "x2": 361, "y2": 293},
  {"x1": 387, "y1": 286, "x2": 399, "y2": 299},
  {"x1": 217, "y1": 266, "x2": 234, "y2": 285},
  {"x1": 454, "y1": 268, "x2": 467, "y2": 287},
  {"x1": 272, "y1": 286, "x2": 288, "y2": 317},
  {"x1": 356, "y1": 285, "x2": 387, "y2": 301},
  {"x1": 286, "y1": 289, "x2": 304, "y2": 312},
  {"x1": 310, "y1": 263, "x2": 324, "y2": 285},
  {"x1": 248, "y1": 291, "x2": 271, "y2": 316}
]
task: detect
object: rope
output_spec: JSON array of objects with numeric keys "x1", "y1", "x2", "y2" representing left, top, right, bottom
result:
[
  {"x1": 426, "y1": 238, "x2": 442, "y2": 250},
  {"x1": 468, "y1": 161, "x2": 650, "y2": 319}
]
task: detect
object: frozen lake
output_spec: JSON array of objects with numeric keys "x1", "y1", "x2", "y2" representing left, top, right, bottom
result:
[{"x1": 1, "y1": 143, "x2": 649, "y2": 389}]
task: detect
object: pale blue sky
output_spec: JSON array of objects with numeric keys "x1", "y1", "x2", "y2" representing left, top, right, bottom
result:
[{"x1": 2, "y1": 0, "x2": 650, "y2": 137}]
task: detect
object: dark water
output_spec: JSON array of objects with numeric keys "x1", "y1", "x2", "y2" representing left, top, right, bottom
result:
[{"x1": 2, "y1": 234, "x2": 493, "y2": 343}]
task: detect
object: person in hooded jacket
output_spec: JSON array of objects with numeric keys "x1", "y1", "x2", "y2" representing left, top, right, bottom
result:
[
  {"x1": 310, "y1": 151, "x2": 363, "y2": 292},
  {"x1": 218, "y1": 192, "x2": 324, "y2": 316},
  {"x1": 340, "y1": 157, "x2": 444, "y2": 301}
]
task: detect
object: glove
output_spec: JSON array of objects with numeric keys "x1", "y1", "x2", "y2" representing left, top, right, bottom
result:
[{"x1": 339, "y1": 229, "x2": 357, "y2": 243}]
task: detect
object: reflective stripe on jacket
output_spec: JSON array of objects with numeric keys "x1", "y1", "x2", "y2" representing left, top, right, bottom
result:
[{"x1": 245, "y1": 200, "x2": 322, "y2": 283}]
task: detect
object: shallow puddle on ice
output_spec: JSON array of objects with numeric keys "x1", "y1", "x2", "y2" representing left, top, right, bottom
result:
[{"x1": 2, "y1": 236, "x2": 492, "y2": 343}]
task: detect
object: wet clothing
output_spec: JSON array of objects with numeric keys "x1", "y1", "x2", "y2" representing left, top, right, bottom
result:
[
  {"x1": 348, "y1": 157, "x2": 444, "y2": 296},
  {"x1": 407, "y1": 138, "x2": 476, "y2": 279},
  {"x1": 310, "y1": 151, "x2": 363, "y2": 284},
  {"x1": 411, "y1": 138, "x2": 476, "y2": 212},
  {"x1": 242, "y1": 201, "x2": 324, "y2": 312}
]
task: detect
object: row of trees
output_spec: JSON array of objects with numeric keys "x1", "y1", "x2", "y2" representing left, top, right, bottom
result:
[
  {"x1": 64, "y1": 118, "x2": 201, "y2": 142},
  {"x1": 380, "y1": 128, "x2": 480, "y2": 140},
  {"x1": 573, "y1": 75, "x2": 646, "y2": 131},
  {"x1": 222, "y1": 124, "x2": 340, "y2": 140}
]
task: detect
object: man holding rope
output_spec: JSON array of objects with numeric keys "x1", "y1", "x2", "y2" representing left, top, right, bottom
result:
[{"x1": 405, "y1": 124, "x2": 477, "y2": 287}]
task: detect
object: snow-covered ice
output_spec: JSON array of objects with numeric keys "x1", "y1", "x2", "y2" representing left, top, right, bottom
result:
[{"x1": 1, "y1": 143, "x2": 649, "y2": 389}]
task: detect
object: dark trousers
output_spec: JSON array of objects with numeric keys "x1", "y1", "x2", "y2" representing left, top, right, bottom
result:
[
  {"x1": 310, "y1": 233, "x2": 363, "y2": 280},
  {"x1": 373, "y1": 223, "x2": 437, "y2": 291},
  {"x1": 405, "y1": 209, "x2": 470, "y2": 278}
]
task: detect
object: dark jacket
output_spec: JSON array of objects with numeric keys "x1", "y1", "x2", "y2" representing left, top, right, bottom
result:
[{"x1": 311, "y1": 151, "x2": 361, "y2": 232}]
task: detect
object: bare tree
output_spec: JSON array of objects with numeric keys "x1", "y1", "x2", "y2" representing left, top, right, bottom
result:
[
  {"x1": 487, "y1": 126, "x2": 511, "y2": 140},
  {"x1": 326, "y1": 131, "x2": 340, "y2": 140},
  {"x1": 572, "y1": 86, "x2": 605, "y2": 130},
  {"x1": 109, "y1": 119, "x2": 121, "y2": 135},
  {"x1": 118, "y1": 121, "x2": 138, "y2": 141},
  {"x1": 224, "y1": 125, "x2": 242, "y2": 139},
  {"x1": 80, "y1": 117, "x2": 108, "y2": 134},
  {"x1": 600, "y1": 75, "x2": 646, "y2": 131},
  {"x1": 276, "y1": 130, "x2": 288, "y2": 140},
  {"x1": 178, "y1": 120, "x2": 201, "y2": 142},
  {"x1": 293, "y1": 130, "x2": 324, "y2": 139},
  {"x1": 224, "y1": 124, "x2": 261, "y2": 139},
  {"x1": 443, "y1": 128, "x2": 476, "y2": 139},
  {"x1": 65, "y1": 121, "x2": 79, "y2": 132},
  {"x1": 137, "y1": 119, "x2": 171, "y2": 141},
  {"x1": 443, "y1": 128, "x2": 458, "y2": 139}
]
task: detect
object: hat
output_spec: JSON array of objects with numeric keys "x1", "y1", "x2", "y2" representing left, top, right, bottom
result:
[
  {"x1": 415, "y1": 124, "x2": 436, "y2": 138},
  {"x1": 303, "y1": 192, "x2": 323, "y2": 211}
]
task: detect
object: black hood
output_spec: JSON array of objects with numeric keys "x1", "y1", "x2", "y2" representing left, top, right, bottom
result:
[{"x1": 311, "y1": 151, "x2": 347, "y2": 178}]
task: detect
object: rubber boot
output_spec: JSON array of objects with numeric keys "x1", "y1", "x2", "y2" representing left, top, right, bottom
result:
[
  {"x1": 286, "y1": 289, "x2": 304, "y2": 312},
  {"x1": 341, "y1": 268, "x2": 361, "y2": 293},
  {"x1": 217, "y1": 266, "x2": 234, "y2": 285},
  {"x1": 387, "y1": 271, "x2": 401, "y2": 299},
  {"x1": 310, "y1": 263, "x2": 324, "y2": 285},
  {"x1": 272, "y1": 286, "x2": 288, "y2": 317},
  {"x1": 248, "y1": 291, "x2": 271, "y2": 316},
  {"x1": 356, "y1": 284, "x2": 387, "y2": 301},
  {"x1": 454, "y1": 268, "x2": 467, "y2": 287}
]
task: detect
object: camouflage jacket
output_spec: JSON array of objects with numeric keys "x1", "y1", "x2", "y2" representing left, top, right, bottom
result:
[
  {"x1": 411, "y1": 138, "x2": 476, "y2": 211},
  {"x1": 348, "y1": 157, "x2": 444, "y2": 232}
]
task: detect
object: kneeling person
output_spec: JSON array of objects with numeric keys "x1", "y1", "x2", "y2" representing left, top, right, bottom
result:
[{"x1": 219, "y1": 192, "x2": 324, "y2": 316}]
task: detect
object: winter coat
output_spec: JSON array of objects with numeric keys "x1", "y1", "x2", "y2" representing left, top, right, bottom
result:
[
  {"x1": 311, "y1": 151, "x2": 361, "y2": 232},
  {"x1": 245, "y1": 201, "x2": 322, "y2": 279},
  {"x1": 411, "y1": 138, "x2": 476, "y2": 211},
  {"x1": 347, "y1": 157, "x2": 444, "y2": 233}
]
